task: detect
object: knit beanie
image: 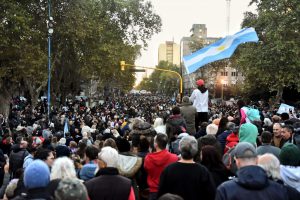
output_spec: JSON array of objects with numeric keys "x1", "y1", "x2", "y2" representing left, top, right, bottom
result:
[
  {"x1": 239, "y1": 123, "x2": 258, "y2": 145},
  {"x1": 24, "y1": 160, "x2": 50, "y2": 189},
  {"x1": 279, "y1": 143, "x2": 300, "y2": 166},
  {"x1": 55, "y1": 178, "x2": 88, "y2": 200}
]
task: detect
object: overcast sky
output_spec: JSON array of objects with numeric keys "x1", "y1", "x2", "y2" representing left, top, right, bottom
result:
[{"x1": 135, "y1": 0, "x2": 256, "y2": 67}]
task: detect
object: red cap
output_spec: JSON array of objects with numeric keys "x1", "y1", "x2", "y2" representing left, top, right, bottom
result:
[{"x1": 196, "y1": 79, "x2": 204, "y2": 86}]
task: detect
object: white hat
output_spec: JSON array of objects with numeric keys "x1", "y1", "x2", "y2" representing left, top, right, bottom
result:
[
  {"x1": 98, "y1": 147, "x2": 118, "y2": 168},
  {"x1": 16, "y1": 125, "x2": 25, "y2": 132},
  {"x1": 59, "y1": 138, "x2": 66, "y2": 145}
]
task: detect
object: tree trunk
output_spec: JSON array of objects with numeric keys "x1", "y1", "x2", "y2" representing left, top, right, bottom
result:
[
  {"x1": 275, "y1": 87, "x2": 283, "y2": 104},
  {"x1": 24, "y1": 79, "x2": 45, "y2": 108},
  {"x1": 0, "y1": 88, "x2": 11, "y2": 117}
]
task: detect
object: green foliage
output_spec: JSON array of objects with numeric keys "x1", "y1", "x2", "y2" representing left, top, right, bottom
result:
[
  {"x1": 137, "y1": 61, "x2": 180, "y2": 96},
  {"x1": 0, "y1": 0, "x2": 161, "y2": 105},
  {"x1": 238, "y1": 0, "x2": 300, "y2": 100}
]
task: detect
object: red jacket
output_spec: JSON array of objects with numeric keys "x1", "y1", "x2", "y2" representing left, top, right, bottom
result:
[
  {"x1": 144, "y1": 149, "x2": 178, "y2": 193},
  {"x1": 224, "y1": 133, "x2": 239, "y2": 154}
]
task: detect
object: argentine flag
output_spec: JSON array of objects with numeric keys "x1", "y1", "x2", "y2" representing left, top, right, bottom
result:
[
  {"x1": 183, "y1": 27, "x2": 259, "y2": 74},
  {"x1": 63, "y1": 118, "x2": 69, "y2": 138}
]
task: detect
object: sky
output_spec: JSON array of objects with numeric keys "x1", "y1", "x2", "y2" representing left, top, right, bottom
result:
[{"x1": 134, "y1": 0, "x2": 256, "y2": 85}]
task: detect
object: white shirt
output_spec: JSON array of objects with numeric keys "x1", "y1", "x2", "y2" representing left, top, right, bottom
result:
[{"x1": 189, "y1": 89, "x2": 208, "y2": 112}]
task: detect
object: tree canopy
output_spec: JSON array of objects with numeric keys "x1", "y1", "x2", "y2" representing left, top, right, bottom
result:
[
  {"x1": 137, "y1": 61, "x2": 180, "y2": 96},
  {"x1": 237, "y1": 0, "x2": 300, "y2": 100},
  {"x1": 0, "y1": 0, "x2": 161, "y2": 113}
]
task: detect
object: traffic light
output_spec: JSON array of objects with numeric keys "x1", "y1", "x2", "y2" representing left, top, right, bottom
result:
[{"x1": 120, "y1": 61, "x2": 125, "y2": 71}]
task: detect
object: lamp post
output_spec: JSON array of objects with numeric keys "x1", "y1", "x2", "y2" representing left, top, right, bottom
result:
[
  {"x1": 221, "y1": 79, "x2": 225, "y2": 100},
  {"x1": 120, "y1": 61, "x2": 183, "y2": 100},
  {"x1": 47, "y1": 0, "x2": 53, "y2": 120}
]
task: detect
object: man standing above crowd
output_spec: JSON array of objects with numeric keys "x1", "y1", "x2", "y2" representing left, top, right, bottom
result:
[
  {"x1": 189, "y1": 79, "x2": 209, "y2": 131},
  {"x1": 144, "y1": 134, "x2": 178, "y2": 200}
]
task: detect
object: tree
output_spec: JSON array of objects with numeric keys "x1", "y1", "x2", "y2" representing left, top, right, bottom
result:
[
  {"x1": 238, "y1": 0, "x2": 300, "y2": 101},
  {"x1": 0, "y1": 0, "x2": 48, "y2": 113},
  {"x1": 0, "y1": 0, "x2": 162, "y2": 114}
]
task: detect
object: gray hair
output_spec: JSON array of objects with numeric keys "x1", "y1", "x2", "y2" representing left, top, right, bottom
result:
[
  {"x1": 179, "y1": 136, "x2": 198, "y2": 160},
  {"x1": 206, "y1": 124, "x2": 218, "y2": 135},
  {"x1": 227, "y1": 122, "x2": 236, "y2": 131},
  {"x1": 98, "y1": 146, "x2": 119, "y2": 168},
  {"x1": 153, "y1": 118, "x2": 164, "y2": 128},
  {"x1": 50, "y1": 157, "x2": 77, "y2": 180},
  {"x1": 258, "y1": 153, "x2": 281, "y2": 181}
]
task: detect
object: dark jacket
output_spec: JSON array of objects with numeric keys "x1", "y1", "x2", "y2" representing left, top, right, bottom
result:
[
  {"x1": 217, "y1": 130, "x2": 232, "y2": 153},
  {"x1": 271, "y1": 137, "x2": 285, "y2": 149},
  {"x1": 9, "y1": 145, "x2": 29, "y2": 177},
  {"x1": 257, "y1": 144, "x2": 281, "y2": 158},
  {"x1": 158, "y1": 162, "x2": 215, "y2": 200},
  {"x1": 180, "y1": 103, "x2": 197, "y2": 135},
  {"x1": 85, "y1": 167, "x2": 132, "y2": 200},
  {"x1": 216, "y1": 165, "x2": 291, "y2": 200},
  {"x1": 12, "y1": 187, "x2": 52, "y2": 200},
  {"x1": 166, "y1": 115, "x2": 186, "y2": 141}
]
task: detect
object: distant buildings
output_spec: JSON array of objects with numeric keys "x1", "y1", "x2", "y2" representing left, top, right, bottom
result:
[{"x1": 158, "y1": 41, "x2": 180, "y2": 66}]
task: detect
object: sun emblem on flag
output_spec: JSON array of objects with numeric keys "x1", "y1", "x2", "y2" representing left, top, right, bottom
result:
[{"x1": 217, "y1": 45, "x2": 226, "y2": 51}]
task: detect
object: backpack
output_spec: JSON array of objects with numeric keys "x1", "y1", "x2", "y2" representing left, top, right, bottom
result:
[
  {"x1": 222, "y1": 145, "x2": 238, "y2": 175},
  {"x1": 246, "y1": 106, "x2": 260, "y2": 122},
  {"x1": 171, "y1": 133, "x2": 189, "y2": 155},
  {"x1": 9, "y1": 149, "x2": 27, "y2": 177}
]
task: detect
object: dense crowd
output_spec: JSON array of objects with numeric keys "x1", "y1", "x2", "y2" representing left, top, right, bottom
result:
[{"x1": 0, "y1": 82, "x2": 300, "y2": 200}]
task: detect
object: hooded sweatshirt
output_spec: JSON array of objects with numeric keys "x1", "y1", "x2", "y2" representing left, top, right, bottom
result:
[
  {"x1": 239, "y1": 123, "x2": 258, "y2": 145},
  {"x1": 280, "y1": 165, "x2": 300, "y2": 192},
  {"x1": 216, "y1": 165, "x2": 291, "y2": 200},
  {"x1": 144, "y1": 149, "x2": 178, "y2": 193}
]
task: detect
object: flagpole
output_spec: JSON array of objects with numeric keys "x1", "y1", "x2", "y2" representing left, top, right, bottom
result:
[
  {"x1": 180, "y1": 39, "x2": 195, "y2": 95},
  {"x1": 47, "y1": 0, "x2": 53, "y2": 121}
]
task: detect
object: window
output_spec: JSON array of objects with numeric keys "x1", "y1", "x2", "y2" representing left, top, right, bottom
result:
[
  {"x1": 221, "y1": 71, "x2": 228, "y2": 76},
  {"x1": 231, "y1": 72, "x2": 236, "y2": 76}
]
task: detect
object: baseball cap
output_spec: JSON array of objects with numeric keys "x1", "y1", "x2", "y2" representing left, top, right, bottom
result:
[
  {"x1": 196, "y1": 79, "x2": 204, "y2": 86},
  {"x1": 234, "y1": 142, "x2": 257, "y2": 158}
]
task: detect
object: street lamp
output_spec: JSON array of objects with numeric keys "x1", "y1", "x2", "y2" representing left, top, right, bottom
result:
[
  {"x1": 47, "y1": 0, "x2": 53, "y2": 120},
  {"x1": 221, "y1": 79, "x2": 225, "y2": 100}
]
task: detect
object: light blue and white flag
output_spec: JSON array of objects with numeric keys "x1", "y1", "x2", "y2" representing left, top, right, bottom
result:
[
  {"x1": 183, "y1": 27, "x2": 259, "y2": 74},
  {"x1": 277, "y1": 103, "x2": 294, "y2": 114},
  {"x1": 63, "y1": 118, "x2": 69, "y2": 138}
]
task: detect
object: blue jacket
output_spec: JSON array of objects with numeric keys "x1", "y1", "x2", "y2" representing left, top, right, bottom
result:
[
  {"x1": 216, "y1": 166, "x2": 290, "y2": 200},
  {"x1": 217, "y1": 130, "x2": 232, "y2": 153}
]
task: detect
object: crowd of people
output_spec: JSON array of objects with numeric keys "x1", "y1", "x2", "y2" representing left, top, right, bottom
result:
[{"x1": 0, "y1": 79, "x2": 299, "y2": 200}]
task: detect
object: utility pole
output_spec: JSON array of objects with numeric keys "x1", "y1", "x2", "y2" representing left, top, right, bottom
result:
[
  {"x1": 226, "y1": 0, "x2": 231, "y2": 35},
  {"x1": 47, "y1": 0, "x2": 53, "y2": 121}
]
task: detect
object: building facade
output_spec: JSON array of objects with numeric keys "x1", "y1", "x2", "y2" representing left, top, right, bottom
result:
[{"x1": 158, "y1": 41, "x2": 180, "y2": 66}]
